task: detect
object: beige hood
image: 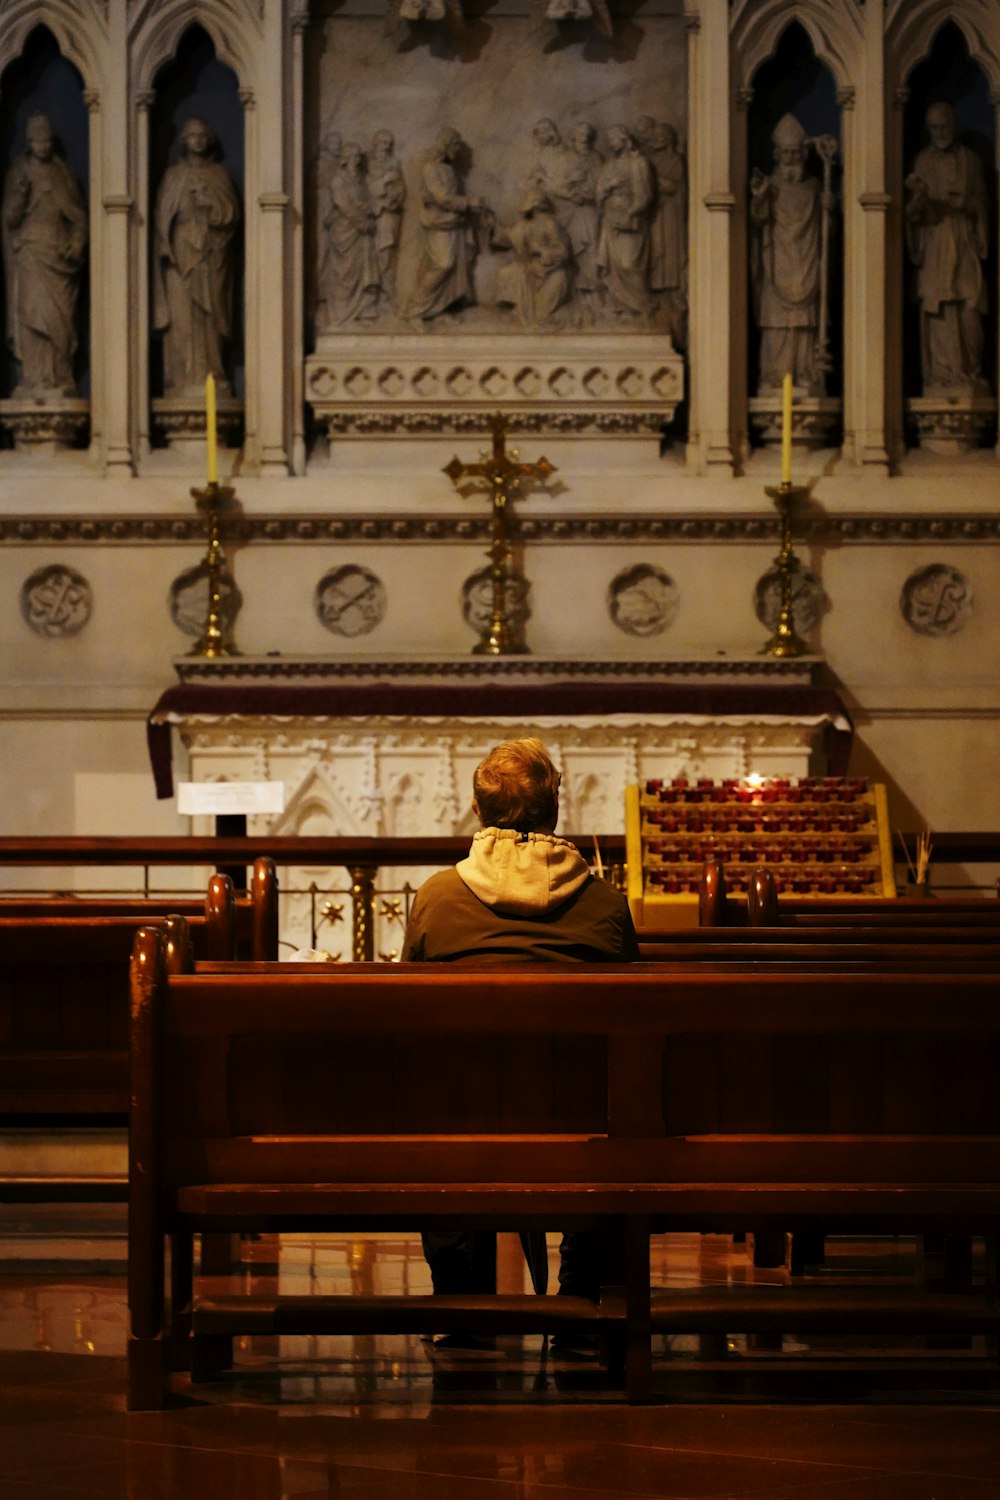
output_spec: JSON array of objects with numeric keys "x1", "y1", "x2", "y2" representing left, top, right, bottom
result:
[{"x1": 456, "y1": 828, "x2": 592, "y2": 916}]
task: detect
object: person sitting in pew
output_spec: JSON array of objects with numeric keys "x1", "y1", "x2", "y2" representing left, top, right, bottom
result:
[{"x1": 402, "y1": 737, "x2": 638, "y2": 1349}]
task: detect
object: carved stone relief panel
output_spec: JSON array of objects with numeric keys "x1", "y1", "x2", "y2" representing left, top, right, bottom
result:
[
  {"x1": 304, "y1": 2, "x2": 686, "y2": 435},
  {"x1": 315, "y1": 564, "x2": 387, "y2": 636},
  {"x1": 900, "y1": 563, "x2": 973, "y2": 637},
  {"x1": 607, "y1": 563, "x2": 679, "y2": 636},
  {"x1": 20, "y1": 563, "x2": 92, "y2": 637},
  {"x1": 169, "y1": 562, "x2": 242, "y2": 640},
  {"x1": 754, "y1": 558, "x2": 826, "y2": 639},
  {"x1": 182, "y1": 714, "x2": 822, "y2": 956}
]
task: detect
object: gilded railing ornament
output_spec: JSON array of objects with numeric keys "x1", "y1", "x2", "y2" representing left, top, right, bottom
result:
[
  {"x1": 188, "y1": 480, "x2": 239, "y2": 659},
  {"x1": 761, "y1": 481, "x2": 809, "y2": 658},
  {"x1": 443, "y1": 412, "x2": 556, "y2": 656}
]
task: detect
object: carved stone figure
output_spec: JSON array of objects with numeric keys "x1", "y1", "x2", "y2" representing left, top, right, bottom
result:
[
  {"x1": 153, "y1": 117, "x2": 240, "y2": 395},
  {"x1": 905, "y1": 102, "x2": 989, "y2": 394},
  {"x1": 556, "y1": 122, "x2": 603, "y2": 319},
  {"x1": 318, "y1": 141, "x2": 379, "y2": 328},
  {"x1": 528, "y1": 119, "x2": 567, "y2": 202},
  {"x1": 489, "y1": 189, "x2": 572, "y2": 328},
  {"x1": 2, "y1": 115, "x2": 87, "y2": 396},
  {"x1": 637, "y1": 117, "x2": 686, "y2": 344},
  {"x1": 400, "y1": 128, "x2": 483, "y2": 322},
  {"x1": 750, "y1": 112, "x2": 822, "y2": 392},
  {"x1": 595, "y1": 125, "x2": 654, "y2": 318},
  {"x1": 399, "y1": 0, "x2": 446, "y2": 16},
  {"x1": 368, "y1": 129, "x2": 405, "y2": 307}
]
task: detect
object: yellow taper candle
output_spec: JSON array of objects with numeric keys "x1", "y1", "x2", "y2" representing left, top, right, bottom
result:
[
  {"x1": 205, "y1": 372, "x2": 218, "y2": 486},
  {"x1": 780, "y1": 372, "x2": 793, "y2": 485}
]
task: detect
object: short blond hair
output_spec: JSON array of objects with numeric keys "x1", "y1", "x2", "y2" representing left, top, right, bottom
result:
[{"x1": 473, "y1": 738, "x2": 561, "y2": 831}]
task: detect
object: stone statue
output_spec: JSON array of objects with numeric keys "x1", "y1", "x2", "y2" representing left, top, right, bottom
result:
[
  {"x1": 554, "y1": 122, "x2": 603, "y2": 321},
  {"x1": 488, "y1": 189, "x2": 572, "y2": 328},
  {"x1": 317, "y1": 141, "x2": 380, "y2": 328},
  {"x1": 368, "y1": 129, "x2": 405, "y2": 308},
  {"x1": 595, "y1": 125, "x2": 655, "y2": 319},
  {"x1": 637, "y1": 117, "x2": 687, "y2": 345},
  {"x1": 528, "y1": 119, "x2": 567, "y2": 201},
  {"x1": 750, "y1": 112, "x2": 827, "y2": 393},
  {"x1": 153, "y1": 117, "x2": 240, "y2": 396},
  {"x1": 905, "y1": 102, "x2": 989, "y2": 394},
  {"x1": 400, "y1": 128, "x2": 483, "y2": 322},
  {"x1": 1, "y1": 114, "x2": 87, "y2": 396}
]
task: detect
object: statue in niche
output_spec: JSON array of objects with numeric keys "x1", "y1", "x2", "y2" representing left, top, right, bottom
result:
[
  {"x1": 317, "y1": 141, "x2": 379, "y2": 329},
  {"x1": 487, "y1": 189, "x2": 572, "y2": 328},
  {"x1": 595, "y1": 125, "x2": 655, "y2": 319},
  {"x1": 368, "y1": 129, "x2": 405, "y2": 309},
  {"x1": 153, "y1": 117, "x2": 240, "y2": 396},
  {"x1": 552, "y1": 122, "x2": 603, "y2": 322},
  {"x1": 637, "y1": 117, "x2": 687, "y2": 346},
  {"x1": 905, "y1": 101, "x2": 989, "y2": 394},
  {"x1": 2, "y1": 114, "x2": 87, "y2": 396},
  {"x1": 400, "y1": 127, "x2": 484, "y2": 322},
  {"x1": 750, "y1": 113, "x2": 832, "y2": 393}
]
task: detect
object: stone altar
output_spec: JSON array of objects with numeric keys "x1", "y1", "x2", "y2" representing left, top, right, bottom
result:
[{"x1": 149, "y1": 653, "x2": 850, "y2": 956}]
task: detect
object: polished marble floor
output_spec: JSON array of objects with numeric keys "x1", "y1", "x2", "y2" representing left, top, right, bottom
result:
[{"x1": 0, "y1": 1212, "x2": 998, "y2": 1498}]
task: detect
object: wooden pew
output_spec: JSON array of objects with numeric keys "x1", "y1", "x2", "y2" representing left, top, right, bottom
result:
[
  {"x1": 128, "y1": 932, "x2": 1000, "y2": 1408},
  {"x1": 0, "y1": 860, "x2": 277, "y2": 1203}
]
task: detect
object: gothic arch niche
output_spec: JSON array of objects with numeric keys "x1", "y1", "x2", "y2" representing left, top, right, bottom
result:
[
  {"x1": 745, "y1": 21, "x2": 842, "y2": 457},
  {"x1": 0, "y1": 25, "x2": 89, "y2": 450},
  {"x1": 148, "y1": 25, "x2": 244, "y2": 454},
  {"x1": 901, "y1": 21, "x2": 997, "y2": 453}
]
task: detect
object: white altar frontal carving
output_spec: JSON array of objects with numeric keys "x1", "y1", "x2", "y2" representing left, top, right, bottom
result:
[{"x1": 157, "y1": 653, "x2": 847, "y2": 956}]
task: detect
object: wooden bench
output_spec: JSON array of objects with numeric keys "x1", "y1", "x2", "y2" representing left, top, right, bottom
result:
[
  {"x1": 0, "y1": 860, "x2": 277, "y2": 1204},
  {"x1": 128, "y1": 929, "x2": 1000, "y2": 1408}
]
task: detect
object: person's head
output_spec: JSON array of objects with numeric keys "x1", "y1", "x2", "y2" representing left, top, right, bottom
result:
[
  {"x1": 25, "y1": 114, "x2": 54, "y2": 161},
  {"x1": 771, "y1": 112, "x2": 807, "y2": 181},
  {"x1": 521, "y1": 188, "x2": 551, "y2": 218},
  {"x1": 180, "y1": 117, "x2": 215, "y2": 159},
  {"x1": 434, "y1": 126, "x2": 461, "y2": 159},
  {"x1": 927, "y1": 102, "x2": 956, "y2": 150},
  {"x1": 341, "y1": 141, "x2": 364, "y2": 172},
  {"x1": 653, "y1": 120, "x2": 678, "y2": 152},
  {"x1": 607, "y1": 125, "x2": 632, "y2": 155},
  {"x1": 533, "y1": 118, "x2": 560, "y2": 148},
  {"x1": 371, "y1": 128, "x2": 394, "y2": 156},
  {"x1": 472, "y1": 738, "x2": 561, "y2": 833},
  {"x1": 569, "y1": 121, "x2": 596, "y2": 154}
]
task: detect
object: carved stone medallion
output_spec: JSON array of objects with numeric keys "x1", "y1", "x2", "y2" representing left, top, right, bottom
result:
[
  {"x1": 900, "y1": 563, "x2": 972, "y2": 637},
  {"x1": 461, "y1": 566, "x2": 530, "y2": 636},
  {"x1": 169, "y1": 563, "x2": 241, "y2": 639},
  {"x1": 754, "y1": 559, "x2": 825, "y2": 638},
  {"x1": 315, "y1": 564, "x2": 387, "y2": 637},
  {"x1": 607, "y1": 563, "x2": 679, "y2": 636},
  {"x1": 20, "y1": 564, "x2": 93, "y2": 637}
]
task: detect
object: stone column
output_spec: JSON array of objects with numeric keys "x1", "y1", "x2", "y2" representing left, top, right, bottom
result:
[
  {"x1": 846, "y1": 0, "x2": 889, "y2": 471},
  {"x1": 993, "y1": 85, "x2": 1000, "y2": 464},
  {"x1": 133, "y1": 89, "x2": 155, "y2": 463},
  {"x1": 94, "y1": 78, "x2": 134, "y2": 472},
  {"x1": 240, "y1": 86, "x2": 259, "y2": 469},
  {"x1": 289, "y1": 6, "x2": 309, "y2": 474},
  {"x1": 685, "y1": 3, "x2": 734, "y2": 473}
]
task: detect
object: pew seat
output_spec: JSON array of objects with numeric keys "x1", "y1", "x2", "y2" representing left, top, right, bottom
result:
[{"x1": 128, "y1": 933, "x2": 1000, "y2": 1408}]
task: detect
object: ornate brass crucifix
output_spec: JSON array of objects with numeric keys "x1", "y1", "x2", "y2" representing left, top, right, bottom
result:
[{"x1": 443, "y1": 413, "x2": 556, "y2": 656}]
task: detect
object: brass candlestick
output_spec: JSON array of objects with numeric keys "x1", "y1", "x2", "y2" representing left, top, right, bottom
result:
[
  {"x1": 762, "y1": 481, "x2": 809, "y2": 657},
  {"x1": 189, "y1": 481, "x2": 239, "y2": 658}
]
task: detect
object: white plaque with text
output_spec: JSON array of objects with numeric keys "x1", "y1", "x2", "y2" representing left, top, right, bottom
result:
[{"x1": 177, "y1": 782, "x2": 285, "y2": 816}]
